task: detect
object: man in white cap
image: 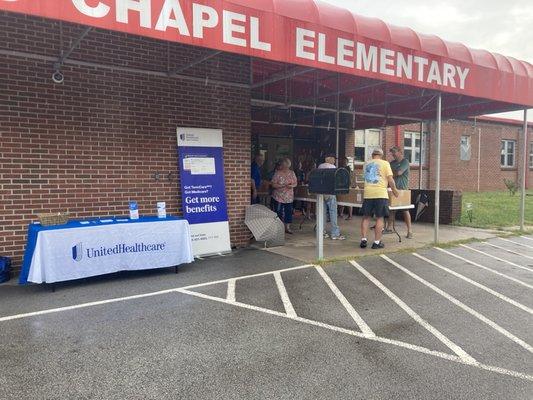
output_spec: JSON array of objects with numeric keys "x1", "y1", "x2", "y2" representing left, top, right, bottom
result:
[{"x1": 360, "y1": 148, "x2": 399, "y2": 249}]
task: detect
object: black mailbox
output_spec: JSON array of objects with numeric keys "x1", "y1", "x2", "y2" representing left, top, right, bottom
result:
[{"x1": 308, "y1": 168, "x2": 350, "y2": 195}]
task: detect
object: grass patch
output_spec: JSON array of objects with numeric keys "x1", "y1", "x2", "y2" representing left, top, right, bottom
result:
[{"x1": 454, "y1": 191, "x2": 533, "y2": 229}]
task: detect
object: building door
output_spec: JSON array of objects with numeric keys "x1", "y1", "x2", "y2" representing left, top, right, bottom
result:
[{"x1": 257, "y1": 136, "x2": 293, "y2": 179}]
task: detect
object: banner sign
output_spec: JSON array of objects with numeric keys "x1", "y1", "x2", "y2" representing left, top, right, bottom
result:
[
  {"x1": 0, "y1": 1, "x2": 531, "y2": 106},
  {"x1": 21, "y1": 218, "x2": 194, "y2": 284},
  {"x1": 177, "y1": 127, "x2": 231, "y2": 257}
]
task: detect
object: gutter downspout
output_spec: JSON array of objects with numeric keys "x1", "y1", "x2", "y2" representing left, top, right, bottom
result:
[{"x1": 395, "y1": 126, "x2": 401, "y2": 147}]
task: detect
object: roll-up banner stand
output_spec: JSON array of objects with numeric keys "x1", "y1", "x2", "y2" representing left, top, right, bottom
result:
[{"x1": 177, "y1": 128, "x2": 231, "y2": 257}]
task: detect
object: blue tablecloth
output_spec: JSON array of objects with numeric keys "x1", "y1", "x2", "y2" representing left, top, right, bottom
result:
[{"x1": 20, "y1": 216, "x2": 192, "y2": 284}]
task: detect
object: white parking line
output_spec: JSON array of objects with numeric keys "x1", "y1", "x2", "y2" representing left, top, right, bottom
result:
[
  {"x1": 349, "y1": 260, "x2": 477, "y2": 364},
  {"x1": 460, "y1": 244, "x2": 533, "y2": 273},
  {"x1": 315, "y1": 266, "x2": 375, "y2": 337},
  {"x1": 435, "y1": 248, "x2": 533, "y2": 290},
  {"x1": 413, "y1": 253, "x2": 533, "y2": 315},
  {"x1": 382, "y1": 255, "x2": 533, "y2": 354},
  {"x1": 484, "y1": 242, "x2": 533, "y2": 261},
  {"x1": 0, "y1": 288, "x2": 180, "y2": 322},
  {"x1": 178, "y1": 288, "x2": 533, "y2": 382},
  {"x1": 273, "y1": 272, "x2": 297, "y2": 318},
  {"x1": 499, "y1": 237, "x2": 533, "y2": 250},
  {"x1": 226, "y1": 279, "x2": 236, "y2": 302},
  {"x1": 520, "y1": 236, "x2": 533, "y2": 242}
]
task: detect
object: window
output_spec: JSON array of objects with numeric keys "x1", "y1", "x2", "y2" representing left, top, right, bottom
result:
[
  {"x1": 529, "y1": 143, "x2": 533, "y2": 168},
  {"x1": 404, "y1": 131, "x2": 427, "y2": 165},
  {"x1": 501, "y1": 140, "x2": 516, "y2": 168},
  {"x1": 354, "y1": 129, "x2": 381, "y2": 163},
  {"x1": 460, "y1": 136, "x2": 471, "y2": 161}
]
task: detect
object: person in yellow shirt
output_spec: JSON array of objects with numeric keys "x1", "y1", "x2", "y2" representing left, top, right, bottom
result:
[{"x1": 360, "y1": 148, "x2": 399, "y2": 249}]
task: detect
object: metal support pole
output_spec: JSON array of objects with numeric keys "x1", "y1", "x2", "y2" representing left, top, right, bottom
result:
[
  {"x1": 520, "y1": 108, "x2": 528, "y2": 231},
  {"x1": 419, "y1": 121, "x2": 423, "y2": 190},
  {"x1": 317, "y1": 194, "x2": 324, "y2": 260},
  {"x1": 54, "y1": 26, "x2": 92, "y2": 71},
  {"x1": 477, "y1": 127, "x2": 482, "y2": 193},
  {"x1": 336, "y1": 74, "x2": 340, "y2": 161},
  {"x1": 434, "y1": 94, "x2": 442, "y2": 244}
]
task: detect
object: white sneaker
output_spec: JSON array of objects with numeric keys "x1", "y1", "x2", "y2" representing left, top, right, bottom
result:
[
  {"x1": 332, "y1": 235, "x2": 346, "y2": 241},
  {"x1": 324, "y1": 233, "x2": 330, "y2": 239}
]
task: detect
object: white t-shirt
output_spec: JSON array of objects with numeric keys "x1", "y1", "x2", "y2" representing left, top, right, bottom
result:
[{"x1": 318, "y1": 162, "x2": 336, "y2": 169}]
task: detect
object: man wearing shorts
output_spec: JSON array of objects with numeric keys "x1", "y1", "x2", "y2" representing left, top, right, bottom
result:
[
  {"x1": 360, "y1": 148, "x2": 399, "y2": 249},
  {"x1": 387, "y1": 146, "x2": 413, "y2": 239}
]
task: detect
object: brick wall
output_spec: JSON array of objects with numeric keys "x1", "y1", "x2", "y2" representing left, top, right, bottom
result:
[
  {"x1": 0, "y1": 13, "x2": 252, "y2": 269},
  {"x1": 425, "y1": 120, "x2": 532, "y2": 192},
  {"x1": 343, "y1": 120, "x2": 532, "y2": 193}
]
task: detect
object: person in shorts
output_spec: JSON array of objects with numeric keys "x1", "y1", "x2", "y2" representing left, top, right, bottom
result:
[
  {"x1": 385, "y1": 146, "x2": 413, "y2": 239},
  {"x1": 360, "y1": 148, "x2": 399, "y2": 249}
]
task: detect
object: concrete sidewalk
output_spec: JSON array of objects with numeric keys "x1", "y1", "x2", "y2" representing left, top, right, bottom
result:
[{"x1": 262, "y1": 215, "x2": 498, "y2": 262}]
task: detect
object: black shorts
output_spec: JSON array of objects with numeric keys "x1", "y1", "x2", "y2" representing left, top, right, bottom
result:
[{"x1": 361, "y1": 198, "x2": 389, "y2": 218}]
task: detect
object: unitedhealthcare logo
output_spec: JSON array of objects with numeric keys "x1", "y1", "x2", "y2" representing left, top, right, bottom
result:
[
  {"x1": 71, "y1": 241, "x2": 166, "y2": 262},
  {"x1": 72, "y1": 243, "x2": 83, "y2": 262}
]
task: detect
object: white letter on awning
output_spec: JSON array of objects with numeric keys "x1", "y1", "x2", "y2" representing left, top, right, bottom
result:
[
  {"x1": 380, "y1": 48, "x2": 395, "y2": 76},
  {"x1": 250, "y1": 17, "x2": 271, "y2": 51},
  {"x1": 396, "y1": 53, "x2": 413, "y2": 79},
  {"x1": 317, "y1": 33, "x2": 335, "y2": 64},
  {"x1": 116, "y1": 0, "x2": 152, "y2": 28},
  {"x1": 356, "y1": 43, "x2": 378, "y2": 73},
  {"x1": 223, "y1": 10, "x2": 247, "y2": 47},
  {"x1": 442, "y1": 63, "x2": 457, "y2": 88},
  {"x1": 414, "y1": 56, "x2": 429, "y2": 82},
  {"x1": 427, "y1": 60, "x2": 443, "y2": 85},
  {"x1": 155, "y1": 0, "x2": 190, "y2": 35},
  {"x1": 296, "y1": 28, "x2": 316, "y2": 61},
  {"x1": 193, "y1": 4, "x2": 219, "y2": 39},
  {"x1": 337, "y1": 38, "x2": 354, "y2": 69},
  {"x1": 457, "y1": 66, "x2": 470, "y2": 90},
  {"x1": 72, "y1": 0, "x2": 110, "y2": 18}
]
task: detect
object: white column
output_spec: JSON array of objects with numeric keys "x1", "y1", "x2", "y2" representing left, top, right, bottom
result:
[
  {"x1": 434, "y1": 94, "x2": 442, "y2": 244},
  {"x1": 520, "y1": 108, "x2": 528, "y2": 231}
]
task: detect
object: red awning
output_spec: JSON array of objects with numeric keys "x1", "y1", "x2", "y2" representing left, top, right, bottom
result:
[{"x1": 1, "y1": 0, "x2": 532, "y2": 107}]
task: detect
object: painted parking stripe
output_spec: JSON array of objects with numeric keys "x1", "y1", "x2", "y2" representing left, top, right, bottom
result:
[
  {"x1": 178, "y1": 288, "x2": 533, "y2": 382},
  {"x1": 459, "y1": 244, "x2": 533, "y2": 273},
  {"x1": 349, "y1": 260, "x2": 477, "y2": 364},
  {"x1": 382, "y1": 255, "x2": 533, "y2": 354},
  {"x1": 0, "y1": 288, "x2": 180, "y2": 323},
  {"x1": 520, "y1": 236, "x2": 533, "y2": 242},
  {"x1": 273, "y1": 272, "x2": 297, "y2": 318},
  {"x1": 413, "y1": 253, "x2": 533, "y2": 315},
  {"x1": 315, "y1": 265, "x2": 375, "y2": 337},
  {"x1": 484, "y1": 242, "x2": 533, "y2": 261},
  {"x1": 499, "y1": 237, "x2": 533, "y2": 250},
  {"x1": 226, "y1": 279, "x2": 236, "y2": 302},
  {"x1": 435, "y1": 248, "x2": 533, "y2": 289}
]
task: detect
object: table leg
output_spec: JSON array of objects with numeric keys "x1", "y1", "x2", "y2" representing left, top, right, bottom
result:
[{"x1": 393, "y1": 226, "x2": 402, "y2": 243}]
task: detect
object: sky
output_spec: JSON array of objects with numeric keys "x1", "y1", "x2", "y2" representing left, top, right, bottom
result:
[{"x1": 321, "y1": 0, "x2": 532, "y2": 122}]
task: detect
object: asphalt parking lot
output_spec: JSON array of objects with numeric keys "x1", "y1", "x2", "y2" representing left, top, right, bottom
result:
[{"x1": 1, "y1": 237, "x2": 532, "y2": 399}]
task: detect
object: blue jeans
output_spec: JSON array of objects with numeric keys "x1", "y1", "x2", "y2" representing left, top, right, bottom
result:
[
  {"x1": 276, "y1": 202, "x2": 293, "y2": 224},
  {"x1": 324, "y1": 195, "x2": 340, "y2": 237}
]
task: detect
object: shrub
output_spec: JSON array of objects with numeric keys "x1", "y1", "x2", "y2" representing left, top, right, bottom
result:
[{"x1": 504, "y1": 179, "x2": 518, "y2": 196}]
